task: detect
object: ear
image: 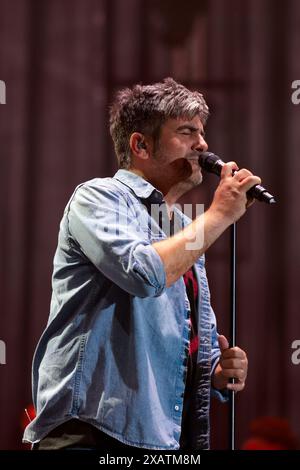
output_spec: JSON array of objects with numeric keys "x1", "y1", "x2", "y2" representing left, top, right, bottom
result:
[{"x1": 129, "y1": 132, "x2": 149, "y2": 159}]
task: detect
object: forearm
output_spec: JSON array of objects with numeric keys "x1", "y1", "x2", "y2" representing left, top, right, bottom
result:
[
  {"x1": 153, "y1": 207, "x2": 232, "y2": 287},
  {"x1": 153, "y1": 162, "x2": 262, "y2": 288}
]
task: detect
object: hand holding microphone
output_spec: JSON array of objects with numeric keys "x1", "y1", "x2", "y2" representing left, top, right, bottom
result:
[{"x1": 199, "y1": 152, "x2": 276, "y2": 204}]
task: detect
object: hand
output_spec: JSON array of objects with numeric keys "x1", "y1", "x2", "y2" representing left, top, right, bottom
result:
[
  {"x1": 210, "y1": 162, "x2": 261, "y2": 224},
  {"x1": 212, "y1": 334, "x2": 248, "y2": 392}
]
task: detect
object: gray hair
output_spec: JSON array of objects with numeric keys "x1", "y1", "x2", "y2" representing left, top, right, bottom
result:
[{"x1": 109, "y1": 77, "x2": 209, "y2": 169}]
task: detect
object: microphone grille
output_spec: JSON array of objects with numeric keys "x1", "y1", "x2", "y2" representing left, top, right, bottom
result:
[{"x1": 199, "y1": 152, "x2": 221, "y2": 174}]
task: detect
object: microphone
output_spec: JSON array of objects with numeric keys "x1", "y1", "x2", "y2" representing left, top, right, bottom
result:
[{"x1": 199, "y1": 152, "x2": 276, "y2": 204}]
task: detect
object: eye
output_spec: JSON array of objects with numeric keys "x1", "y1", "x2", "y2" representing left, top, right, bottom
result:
[{"x1": 179, "y1": 129, "x2": 192, "y2": 135}]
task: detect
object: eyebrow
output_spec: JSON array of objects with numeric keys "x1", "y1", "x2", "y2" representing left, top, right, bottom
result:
[{"x1": 176, "y1": 124, "x2": 205, "y2": 136}]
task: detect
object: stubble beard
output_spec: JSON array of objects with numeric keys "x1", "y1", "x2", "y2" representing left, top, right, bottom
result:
[{"x1": 152, "y1": 151, "x2": 203, "y2": 199}]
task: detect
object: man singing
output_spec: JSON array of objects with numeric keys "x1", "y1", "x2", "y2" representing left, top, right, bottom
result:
[{"x1": 24, "y1": 78, "x2": 258, "y2": 450}]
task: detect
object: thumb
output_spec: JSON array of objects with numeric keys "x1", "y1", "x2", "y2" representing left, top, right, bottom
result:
[{"x1": 218, "y1": 334, "x2": 229, "y2": 353}]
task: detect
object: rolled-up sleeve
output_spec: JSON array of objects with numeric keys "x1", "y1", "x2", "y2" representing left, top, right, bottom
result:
[{"x1": 67, "y1": 183, "x2": 166, "y2": 298}]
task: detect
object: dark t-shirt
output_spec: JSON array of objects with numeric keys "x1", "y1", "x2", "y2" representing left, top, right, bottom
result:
[{"x1": 179, "y1": 266, "x2": 199, "y2": 448}]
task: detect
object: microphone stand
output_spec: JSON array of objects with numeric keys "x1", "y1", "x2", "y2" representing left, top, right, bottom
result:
[
  {"x1": 229, "y1": 222, "x2": 237, "y2": 450},
  {"x1": 198, "y1": 152, "x2": 276, "y2": 450}
]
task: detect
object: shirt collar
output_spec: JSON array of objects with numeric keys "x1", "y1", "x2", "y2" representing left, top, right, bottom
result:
[{"x1": 113, "y1": 169, "x2": 164, "y2": 203}]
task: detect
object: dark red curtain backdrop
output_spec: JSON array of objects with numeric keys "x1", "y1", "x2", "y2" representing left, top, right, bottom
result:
[{"x1": 1, "y1": 0, "x2": 300, "y2": 449}]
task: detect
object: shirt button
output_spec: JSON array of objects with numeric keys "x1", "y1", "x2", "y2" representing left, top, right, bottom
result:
[{"x1": 174, "y1": 405, "x2": 179, "y2": 411}]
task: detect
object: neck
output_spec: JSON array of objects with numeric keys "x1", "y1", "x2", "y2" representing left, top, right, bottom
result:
[
  {"x1": 129, "y1": 167, "x2": 184, "y2": 211},
  {"x1": 133, "y1": 172, "x2": 188, "y2": 223}
]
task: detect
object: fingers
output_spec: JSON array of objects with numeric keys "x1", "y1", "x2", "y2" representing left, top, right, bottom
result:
[
  {"x1": 232, "y1": 168, "x2": 261, "y2": 192},
  {"x1": 220, "y1": 364, "x2": 247, "y2": 392},
  {"x1": 218, "y1": 367, "x2": 246, "y2": 381},
  {"x1": 239, "y1": 174, "x2": 261, "y2": 193},
  {"x1": 227, "y1": 381, "x2": 245, "y2": 392},
  {"x1": 219, "y1": 354, "x2": 248, "y2": 381},
  {"x1": 221, "y1": 346, "x2": 247, "y2": 360},
  {"x1": 211, "y1": 161, "x2": 262, "y2": 225},
  {"x1": 220, "y1": 357, "x2": 247, "y2": 369},
  {"x1": 218, "y1": 344, "x2": 248, "y2": 392},
  {"x1": 220, "y1": 161, "x2": 239, "y2": 178},
  {"x1": 221, "y1": 163, "x2": 262, "y2": 193},
  {"x1": 233, "y1": 168, "x2": 253, "y2": 181}
]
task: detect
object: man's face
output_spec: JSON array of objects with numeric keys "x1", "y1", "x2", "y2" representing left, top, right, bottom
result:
[{"x1": 150, "y1": 116, "x2": 208, "y2": 193}]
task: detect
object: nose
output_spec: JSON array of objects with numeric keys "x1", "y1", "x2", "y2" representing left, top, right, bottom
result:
[{"x1": 192, "y1": 133, "x2": 208, "y2": 153}]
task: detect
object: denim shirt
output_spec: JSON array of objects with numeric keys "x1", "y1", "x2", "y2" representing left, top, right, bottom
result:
[{"x1": 23, "y1": 169, "x2": 226, "y2": 450}]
